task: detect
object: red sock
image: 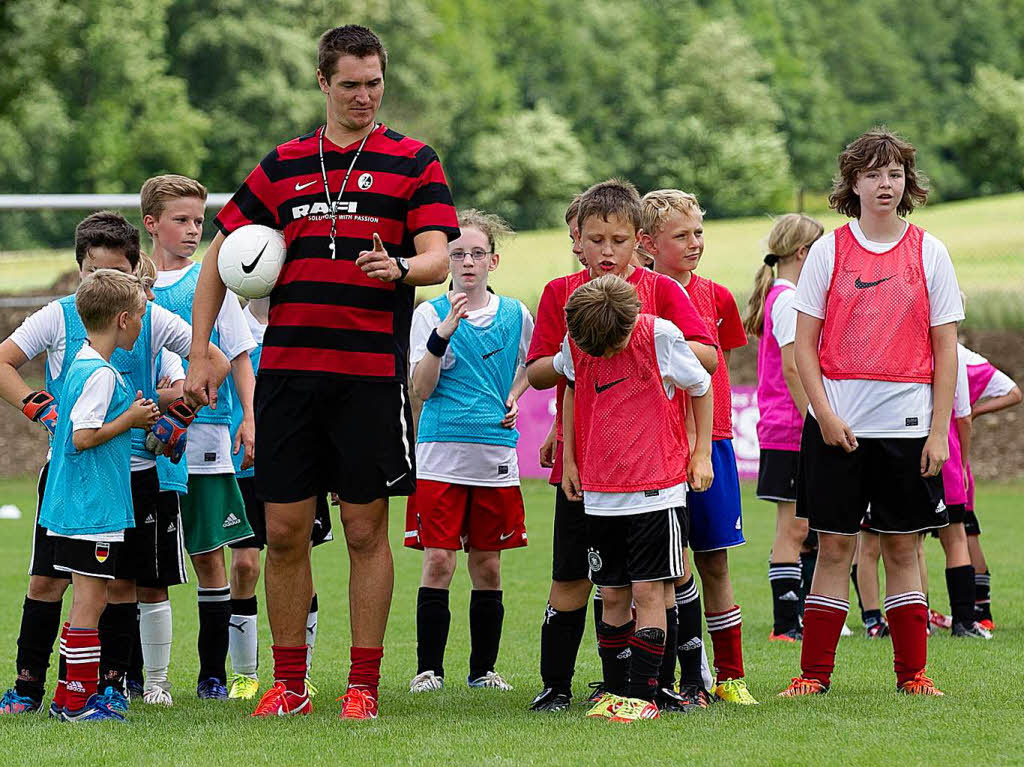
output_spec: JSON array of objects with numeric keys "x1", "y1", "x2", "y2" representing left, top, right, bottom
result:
[
  {"x1": 705, "y1": 606, "x2": 744, "y2": 681},
  {"x1": 54, "y1": 622, "x2": 70, "y2": 710},
  {"x1": 64, "y1": 627, "x2": 100, "y2": 711},
  {"x1": 272, "y1": 645, "x2": 307, "y2": 695},
  {"x1": 885, "y1": 592, "x2": 928, "y2": 686},
  {"x1": 348, "y1": 646, "x2": 384, "y2": 695},
  {"x1": 800, "y1": 594, "x2": 849, "y2": 686}
]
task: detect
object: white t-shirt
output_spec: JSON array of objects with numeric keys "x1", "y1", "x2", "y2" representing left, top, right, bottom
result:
[
  {"x1": 959, "y1": 344, "x2": 1018, "y2": 400},
  {"x1": 409, "y1": 294, "x2": 534, "y2": 486},
  {"x1": 242, "y1": 304, "x2": 267, "y2": 347},
  {"x1": 154, "y1": 264, "x2": 256, "y2": 474},
  {"x1": 953, "y1": 345, "x2": 970, "y2": 419},
  {"x1": 770, "y1": 278, "x2": 798, "y2": 348},
  {"x1": 794, "y1": 220, "x2": 964, "y2": 438},
  {"x1": 561, "y1": 317, "x2": 712, "y2": 516}
]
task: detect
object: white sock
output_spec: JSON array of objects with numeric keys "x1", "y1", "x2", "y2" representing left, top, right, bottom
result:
[
  {"x1": 306, "y1": 594, "x2": 319, "y2": 672},
  {"x1": 700, "y1": 644, "x2": 713, "y2": 690},
  {"x1": 229, "y1": 597, "x2": 259, "y2": 677},
  {"x1": 139, "y1": 601, "x2": 172, "y2": 689}
]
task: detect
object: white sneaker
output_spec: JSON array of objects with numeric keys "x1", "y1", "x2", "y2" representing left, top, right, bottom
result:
[
  {"x1": 409, "y1": 670, "x2": 444, "y2": 693},
  {"x1": 142, "y1": 684, "x2": 173, "y2": 706},
  {"x1": 467, "y1": 671, "x2": 513, "y2": 691},
  {"x1": 840, "y1": 623, "x2": 853, "y2": 637}
]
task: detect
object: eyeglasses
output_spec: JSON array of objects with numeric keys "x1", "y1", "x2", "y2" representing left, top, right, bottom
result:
[{"x1": 449, "y1": 249, "x2": 492, "y2": 261}]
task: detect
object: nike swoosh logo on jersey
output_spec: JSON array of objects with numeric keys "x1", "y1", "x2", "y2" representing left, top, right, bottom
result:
[
  {"x1": 241, "y1": 242, "x2": 268, "y2": 274},
  {"x1": 594, "y1": 376, "x2": 627, "y2": 394},
  {"x1": 294, "y1": 179, "x2": 318, "y2": 191},
  {"x1": 854, "y1": 275, "x2": 894, "y2": 289},
  {"x1": 386, "y1": 472, "x2": 408, "y2": 488},
  {"x1": 482, "y1": 348, "x2": 502, "y2": 359},
  {"x1": 498, "y1": 531, "x2": 516, "y2": 541}
]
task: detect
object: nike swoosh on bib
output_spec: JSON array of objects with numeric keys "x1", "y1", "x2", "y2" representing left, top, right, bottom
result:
[
  {"x1": 594, "y1": 377, "x2": 627, "y2": 394},
  {"x1": 854, "y1": 275, "x2": 894, "y2": 289},
  {"x1": 482, "y1": 348, "x2": 502, "y2": 359},
  {"x1": 294, "y1": 180, "x2": 317, "y2": 191},
  {"x1": 241, "y1": 242, "x2": 269, "y2": 274}
]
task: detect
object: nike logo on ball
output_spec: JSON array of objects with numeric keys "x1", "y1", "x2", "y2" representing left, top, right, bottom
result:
[
  {"x1": 854, "y1": 275, "x2": 894, "y2": 289},
  {"x1": 594, "y1": 377, "x2": 627, "y2": 394},
  {"x1": 294, "y1": 180, "x2": 318, "y2": 191},
  {"x1": 241, "y1": 242, "x2": 268, "y2": 274}
]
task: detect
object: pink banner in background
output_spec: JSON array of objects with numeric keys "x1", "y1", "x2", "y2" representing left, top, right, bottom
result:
[{"x1": 515, "y1": 385, "x2": 762, "y2": 480}]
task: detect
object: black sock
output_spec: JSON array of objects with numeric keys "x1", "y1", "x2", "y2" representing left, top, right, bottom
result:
[
  {"x1": 627, "y1": 627, "x2": 665, "y2": 701},
  {"x1": 592, "y1": 590, "x2": 603, "y2": 636},
  {"x1": 230, "y1": 596, "x2": 258, "y2": 617},
  {"x1": 14, "y1": 597, "x2": 62, "y2": 701},
  {"x1": 851, "y1": 563, "x2": 866, "y2": 619},
  {"x1": 540, "y1": 603, "x2": 586, "y2": 694},
  {"x1": 674, "y1": 577, "x2": 703, "y2": 688},
  {"x1": 945, "y1": 565, "x2": 976, "y2": 626},
  {"x1": 98, "y1": 602, "x2": 138, "y2": 693},
  {"x1": 197, "y1": 586, "x2": 231, "y2": 684},
  {"x1": 309, "y1": 593, "x2": 319, "y2": 613},
  {"x1": 469, "y1": 590, "x2": 504, "y2": 680},
  {"x1": 769, "y1": 562, "x2": 802, "y2": 634},
  {"x1": 799, "y1": 549, "x2": 817, "y2": 616},
  {"x1": 596, "y1": 620, "x2": 634, "y2": 696},
  {"x1": 416, "y1": 587, "x2": 450, "y2": 678},
  {"x1": 975, "y1": 570, "x2": 992, "y2": 621},
  {"x1": 127, "y1": 605, "x2": 143, "y2": 686},
  {"x1": 863, "y1": 608, "x2": 883, "y2": 626},
  {"x1": 658, "y1": 607, "x2": 678, "y2": 689}
]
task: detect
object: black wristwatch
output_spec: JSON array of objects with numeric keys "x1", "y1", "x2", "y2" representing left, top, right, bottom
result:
[{"x1": 393, "y1": 256, "x2": 410, "y2": 282}]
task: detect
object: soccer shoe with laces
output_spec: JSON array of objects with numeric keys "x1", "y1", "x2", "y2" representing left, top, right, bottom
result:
[
  {"x1": 305, "y1": 678, "x2": 319, "y2": 698},
  {"x1": 929, "y1": 609, "x2": 952, "y2": 631},
  {"x1": 528, "y1": 687, "x2": 571, "y2": 712},
  {"x1": 60, "y1": 693, "x2": 126, "y2": 723},
  {"x1": 251, "y1": 681, "x2": 312, "y2": 717},
  {"x1": 585, "y1": 692, "x2": 624, "y2": 719},
  {"x1": 712, "y1": 678, "x2": 759, "y2": 705},
  {"x1": 951, "y1": 621, "x2": 992, "y2": 639},
  {"x1": 142, "y1": 684, "x2": 173, "y2": 706},
  {"x1": 228, "y1": 673, "x2": 260, "y2": 700},
  {"x1": 676, "y1": 683, "x2": 714, "y2": 709},
  {"x1": 0, "y1": 688, "x2": 42, "y2": 715},
  {"x1": 769, "y1": 627, "x2": 802, "y2": 643},
  {"x1": 409, "y1": 670, "x2": 444, "y2": 693},
  {"x1": 977, "y1": 618, "x2": 995, "y2": 632},
  {"x1": 778, "y1": 676, "x2": 829, "y2": 697},
  {"x1": 127, "y1": 679, "x2": 145, "y2": 700},
  {"x1": 197, "y1": 678, "x2": 229, "y2": 700},
  {"x1": 608, "y1": 697, "x2": 659, "y2": 723},
  {"x1": 586, "y1": 681, "x2": 609, "y2": 703},
  {"x1": 897, "y1": 671, "x2": 944, "y2": 696},
  {"x1": 468, "y1": 671, "x2": 513, "y2": 690},
  {"x1": 865, "y1": 619, "x2": 890, "y2": 638},
  {"x1": 338, "y1": 686, "x2": 378, "y2": 720},
  {"x1": 96, "y1": 685, "x2": 129, "y2": 715},
  {"x1": 654, "y1": 686, "x2": 703, "y2": 714}
]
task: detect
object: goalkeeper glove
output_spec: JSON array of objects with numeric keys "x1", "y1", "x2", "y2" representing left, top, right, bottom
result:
[
  {"x1": 145, "y1": 397, "x2": 195, "y2": 464},
  {"x1": 22, "y1": 390, "x2": 58, "y2": 437}
]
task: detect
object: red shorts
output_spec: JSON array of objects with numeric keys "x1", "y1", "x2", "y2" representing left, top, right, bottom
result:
[{"x1": 404, "y1": 479, "x2": 527, "y2": 552}]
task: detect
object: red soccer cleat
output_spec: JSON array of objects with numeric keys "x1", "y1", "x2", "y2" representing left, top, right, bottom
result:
[
  {"x1": 898, "y1": 671, "x2": 944, "y2": 696},
  {"x1": 928, "y1": 609, "x2": 952, "y2": 631},
  {"x1": 338, "y1": 686, "x2": 378, "y2": 720},
  {"x1": 977, "y1": 618, "x2": 995, "y2": 632},
  {"x1": 778, "y1": 676, "x2": 829, "y2": 697},
  {"x1": 251, "y1": 682, "x2": 312, "y2": 717}
]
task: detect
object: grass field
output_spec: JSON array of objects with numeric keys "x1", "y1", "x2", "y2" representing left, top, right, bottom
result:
[
  {"x1": 0, "y1": 475, "x2": 1022, "y2": 765},
  {"x1": 2, "y1": 193, "x2": 1023, "y2": 326}
]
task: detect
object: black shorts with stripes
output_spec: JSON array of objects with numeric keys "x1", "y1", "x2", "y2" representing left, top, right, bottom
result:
[{"x1": 585, "y1": 506, "x2": 688, "y2": 588}]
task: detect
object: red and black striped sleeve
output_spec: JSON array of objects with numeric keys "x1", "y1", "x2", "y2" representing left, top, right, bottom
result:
[
  {"x1": 406, "y1": 145, "x2": 460, "y2": 242},
  {"x1": 215, "y1": 149, "x2": 283, "y2": 236}
]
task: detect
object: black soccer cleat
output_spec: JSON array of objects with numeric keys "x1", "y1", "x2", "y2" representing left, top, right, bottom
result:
[
  {"x1": 528, "y1": 687, "x2": 572, "y2": 712},
  {"x1": 951, "y1": 621, "x2": 992, "y2": 640},
  {"x1": 676, "y1": 683, "x2": 715, "y2": 708},
  {"x1": 654, "y1": 686, "x2": 702, "y2": 714}
]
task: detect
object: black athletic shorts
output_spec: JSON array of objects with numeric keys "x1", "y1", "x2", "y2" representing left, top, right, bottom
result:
[
  {"x1": 964, "y1": 510, "x2": 981, "y2": 536},
  {"x1": 756, "y1": 448, "x2": 799, "y2": 503},
  {"x1": 29, "y1": 462, "x2": 62, "y2": 579},
  {"x1": 127, "y1": 468, "x2": 188, "y2": 588},
  {"x1": 255, "y1": 374, "x2": 415, "y2": 505},
  {"x1": 585, "y1": 507, "x2": 688, "y2": 588},
  {"x1": 551, "y1": 486, "x2": 588, "y2": 582},
  {"x1": 796, "y1": 415, "x2": 947, "y2": 536},
  {"x1": 53, "y1": 536, "x2": 126, "y2": 580},
  {"x1": 230, "y1": 476, "x2": 334, "y2": 549}
]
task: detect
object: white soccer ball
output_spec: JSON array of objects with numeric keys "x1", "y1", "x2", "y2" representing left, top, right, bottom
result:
[{"x1": 218, "y1": 225, "x2": 286, "y2": 299}]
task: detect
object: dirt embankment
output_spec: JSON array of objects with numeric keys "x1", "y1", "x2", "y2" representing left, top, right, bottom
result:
[{"x1": 1, "y1": 272, "x2": 1022, "y2": 480}]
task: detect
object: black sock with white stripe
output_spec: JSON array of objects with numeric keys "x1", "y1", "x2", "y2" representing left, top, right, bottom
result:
[
  {"x1": 975, "y1": 570, "x2": 992, "y2": 621},
  {"x1": 674, "y1": 577, "x2": 704, "y2": 688},
  {"x1": 769, "y1": 562, "x2": 802, "y2": 634},
  {"x1": 658, "y1": 606, "x2": 678, "y2": 688},
  {"x1": 197, "y1": 586, "x2": 231, "y2": 684}
]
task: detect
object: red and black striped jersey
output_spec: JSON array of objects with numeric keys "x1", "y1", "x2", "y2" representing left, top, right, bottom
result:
[{"x1": 216, "y1": 124, "x2": 460, "y2": 381}]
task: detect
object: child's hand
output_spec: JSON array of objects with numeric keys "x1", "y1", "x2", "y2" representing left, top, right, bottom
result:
[
  {"x1": 437, "y1": 292, "x2": 469, "y2": 340},
  {"x1": 688, "y1": 451, "x2": 714, "y2": 492},
  {"x1": 129, "y1": 392, "x2": 161, "y2": 429},
  {"x1": 818, "y1": 412, "x2": 858, "y2": 453},
  {"x1": 538, "y1": 429, "x2": 557, "y2": 468},
  {"x1": 501, "y1": 394, "x2": 519, "y2": 429},
  {"x1": 562, "y1": 460, "x2": 582, "y2": 502},
  {"x1": 920, "y1": 432, "x2": 948, "y2": 477}
]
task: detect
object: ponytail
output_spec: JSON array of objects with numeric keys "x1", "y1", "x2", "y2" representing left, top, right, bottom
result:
[{"x1": 742, "y1": 263, "x2": 777, "y2": 337}]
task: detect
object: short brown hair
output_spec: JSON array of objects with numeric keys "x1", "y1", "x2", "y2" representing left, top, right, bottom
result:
[
  {"x1": 318, "y1": 25, "x2": 388, "y2": 81},
  {"x1": 457, "y1": 208, "x2": 514, "y2": 252},
  {"x1": 577, "y1": 179, "x2": 642, "y2": 233},
  {"x1": 564, "y1": 195, "x2": 582, "y2": 227},
  {"x1": 829, "y1": 128, "x2": 928, "y2": 218},
  {"x1": 75, "y1": 268, "x2": 147, "y2": 333},
  {"x1": 140, "y1": 174, "x2": 208, "y2": 221},
  {"x1": 640, "y1": 189, "x2": 705, "y2": 236},
  {"x1": 565, "y1": 275, "x2": 641, "y2": 357},
  {"x1": 74, "y1": 211, "x2": 141, "y2": 270}
]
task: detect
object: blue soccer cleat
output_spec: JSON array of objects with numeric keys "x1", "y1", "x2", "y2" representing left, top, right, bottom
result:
[
  {"x1": 59, "y1": 693, "x2": 126, "y2": 723},
  {"x1": 197, "y1": 678, "x2": 228, "y2": 700},
  {"x1": 0, "y1": 688, "x2": 42, "y2": 715},
  {"x1": 95, "y1": 685, "x2": 129, "y2": 715}
]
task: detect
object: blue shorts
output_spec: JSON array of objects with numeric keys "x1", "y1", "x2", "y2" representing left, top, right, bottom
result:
[{"x1": 687, "y1": 439, "x2": 745, "y2": 552}]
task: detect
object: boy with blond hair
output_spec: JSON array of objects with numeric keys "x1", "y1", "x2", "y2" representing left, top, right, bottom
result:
[
  {"x1": 641, "y1": 189, "x2": 755, "y2": 705},
  {"x1": 559, "y1": 274, "x2": 712, "y2": 722}
]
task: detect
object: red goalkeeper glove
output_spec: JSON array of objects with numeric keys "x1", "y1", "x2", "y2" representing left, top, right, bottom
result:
[
  {"x1": 145, "y1": 397, "x2": 195, "y2": 464},
  {"x1": 22, "y1": 390, "x2": 58, "y2": 437}
]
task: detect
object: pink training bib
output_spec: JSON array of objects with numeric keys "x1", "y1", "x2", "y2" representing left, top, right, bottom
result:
[{"x1": 756, "y1": 283, "x2": 803, "y2": 451}]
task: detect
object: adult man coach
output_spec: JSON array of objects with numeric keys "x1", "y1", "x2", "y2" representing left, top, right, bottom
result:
[{"x1": 185, "y1": 25, "x2": 459, "y2": 720}]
